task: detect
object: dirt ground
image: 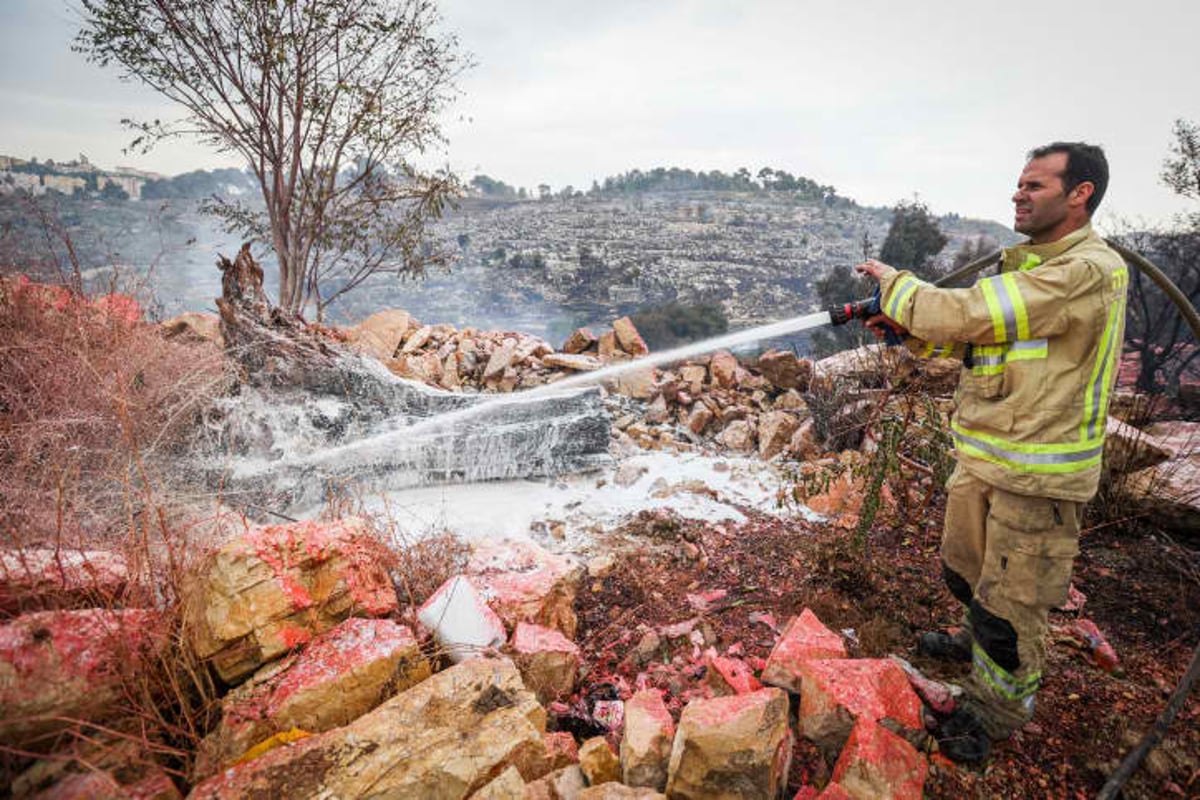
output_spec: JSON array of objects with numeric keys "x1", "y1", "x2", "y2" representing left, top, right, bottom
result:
[{"x1": 574, "y1": 500, "x2": 1200, "y2": 798}]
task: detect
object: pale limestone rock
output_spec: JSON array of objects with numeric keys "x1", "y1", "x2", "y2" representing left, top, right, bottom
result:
[
  {"x1": 614, "y1": 462, "x2": 649, "y2": 488},
  {"x1": 0, "y1": 548, "x2": 128, "y2": 613},
  {"x1": 774, "y1": 389, "x2": 806, "y2": 411},
  {"x1": 579, "y1": 737, "x2": 622, "y2": 786},
  {"x1": 471, "y1": 765, "x2": 527, "y2": 799},
  {"x1": 686, "y1": 405, "x2": 714, "y2": 435},
  {"x1": 417, "y1": 575, "x2": 507, "y2": 663},
  {"x1": 598, "y1": 331, "x2": 620, "y2": 359},
  {"x1": 525, "y1": 765, "x2": 586, "y2": 800},
  {"x1": 469, "y1": 539, "x2": 585, "y2": 639},
  {"x1": 509, "y1": 622, "x2": 581, "y2": 704},
  {"x1": 400, "y1": 324, "x2": 434, "y2": 354},
  {"x1": 709, "y1": 351, "x2": 739, "y2": 388},
  {"x1": 788, "y1": 419, "x2": 821, "y2": 461},
  {"x1": 484, "y1": 343, "x2": 517, "y2": 379},
  {"x1": 194, "y1": 618, "x2": 430, "y2": 778},
  {"x1": 621, "y1": 690, "x2": 674, "y2": 791},
  {"x1": 563, "y1": 328, "x2": 599, "y2": 354},
  {"x1": 756, "y1": 349, "x2": 813, "y2": 392},
  {"x1": 579, "y1": 784, "x2": 666, "y2": 799},
  {"x1": 644, "y1": 394, "x2": 670, "y2": 424},
  {"x1": 182, "y1": 518, "x2": 398, "y2": 684},
  {"x1": 543, "y1": 353, "x2": 604, "y2": 371},
  {"x1": 612, "y1": 317, "x2": 650, "y2": 356},
  {"x1": 188, "y1": 658, "x2": 548, "y2": 799},
  {"x1": 161, "y1": 311, "x2": 223, "y2": 347},
  {"x1": 344, "y1": 309, "x2": 413, "y2": 360},
  {"x1": 679, "y1": 365, "x2": 708, "y2": 394},
  {"x1": 715, "y1": 419, "x2": 755, "y2": 452},
  {"x1": 1104, "y1": 416, "x2": 1172, "y2": 474},
  {"x1": 665, "y1": 688, "x2": 792, "y2": 799},
  {"x1": 758, "y1": 410, "x2": 801, "y2": 460},
  {"x1": 613, "y1": 367, "x2": 656, "y2": 400}
]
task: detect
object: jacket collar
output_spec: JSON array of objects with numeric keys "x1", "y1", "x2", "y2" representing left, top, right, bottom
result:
[{"x1": 1002, "y1": 223, "x2": 1095, "y2": 271}]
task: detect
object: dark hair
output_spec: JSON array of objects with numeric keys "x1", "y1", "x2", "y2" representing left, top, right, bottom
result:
[{"x1": 1027, "y1": 141, "x2": 1109, "y2": 216}]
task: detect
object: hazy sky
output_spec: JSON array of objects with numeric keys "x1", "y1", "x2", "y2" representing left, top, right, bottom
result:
[{"x1": 1, "y1": 0, "x2": 1197, "y2": 228}]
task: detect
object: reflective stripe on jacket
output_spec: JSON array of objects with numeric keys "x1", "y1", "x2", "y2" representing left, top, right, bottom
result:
[{"x1": 878, "y1": 224, "x2": 1128, "y2": 502}]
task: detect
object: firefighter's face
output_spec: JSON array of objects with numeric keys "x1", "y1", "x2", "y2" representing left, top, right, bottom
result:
[{"x1": 1012, "y1": 153, "x2": 1072, "y2": 239}]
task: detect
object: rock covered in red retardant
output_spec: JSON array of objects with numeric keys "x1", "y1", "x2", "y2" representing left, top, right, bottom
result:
[
  {"x1": 0, "y1": 609, "x2": 164, "y2": 746},
  {"x1": 509, "y1": 621, "x2": 581, "y2": 704},
  {"x1": 621, "y1": 689, "x2": 675, "y2": 791},
  {"x1": 182, "y1": 517, "x2": 398, "y2": 684},
  {"x1": 195, "y1": 617, "x2": 431, "y2": 777},
  {"x1": 0, "y1": 548, "x2": 129, "y2": 613},
  {"x1": 666, "y1": 688, "x2": 792, "y2": 799},
  {"x1": 762, "y1": 609, "x2": 848, "y2": 694},
  {"x1": 829, "y1": 717, "x2": 927, "y2": 800},
  {"x1": 798, "y1": 659, "x2": 922, "y2": 752},
  {"x1": 704, "y1": 654, "x2": 763, "y2": 697},
  {"x1": 468, "y1": 538, "x2": 584, "y2": 638}
]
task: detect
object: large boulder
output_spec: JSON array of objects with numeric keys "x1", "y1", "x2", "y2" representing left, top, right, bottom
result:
[
  {"x1": 0, "y1": 548, "x2": 128, "y2": 614},
  {"x1": 621, "y1": 689, "x2": 675, "y2": 791},
  {"x1": 188, "y1": 657, "x2": 549, "y2": 799},
  {"x1": 343, "y1": 309, "x2": 414, "y2": 361},
  {"x1": 182, "y1": 518, "x2": 398, "y2": 684},
  {"x1": 761, "y1": 609, "x2": 848, "y2": 694},
  {"x1": 543, "y1": 353, "x2": 604, "y2": 372},
  {"x1": 563, "y1": 328, "x2": 600, "y2": 354},
  {"x1": 195, "y1": 617, "x2": 430, "y2": 777},
  {"x1": 579, "y1": 736, "x2": 622, "y2": 786},
  {"x1": 1103, "y1": 416, "x2": 1173, "y2": 474},
  {"x1": 709, "y1": 351, "x2": 740, "y2": 389},
  {"x1": 756, "y1": 349, "x2": 813, "y2": 392},
  {"x1": 1122, "y1": 421, "x2": 1200, "y2": 534},
  {"x1": 468, "y1": 538, "x2": 584, "y2": 639},
  {"x1": 417, "y1": 575, "x2": 507, "y2": 663},
  {"x1": 0, "y1": 609, "x2": 164, "y2": 746},
  {"x1": 472, "y1": 765, "x2": 527, "y2": 799},
  {"x1": 798, "y1": 659, "x2": 923, "y2": 754},
  {"x1": 612, "y1": 317, "x2": 650, "y2": 356},
  {"x1": 509, "y1": 622, "x2": 581, "y2": 704},
  {"x1": 828, "y1": 717, "x2": 927, "y2": 800},
  {"x1": 758, "y1": 411, "x2": 802, "y2": 460},
  {"x1": 716, "y1": 419, "x2": 756, "y2": 453},
  {"x1": 665, "y1": 688, "x2": 792, "y2": 799}
]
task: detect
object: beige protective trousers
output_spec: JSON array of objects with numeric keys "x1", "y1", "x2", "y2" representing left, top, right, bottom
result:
[{"x1": 941, "y1": 465, "x2": 1082, "y2": 738}]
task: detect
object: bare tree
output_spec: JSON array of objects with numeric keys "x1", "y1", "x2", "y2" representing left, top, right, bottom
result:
[{"x1": 75, "y1": 0, "x2": 466, "y2": 319}]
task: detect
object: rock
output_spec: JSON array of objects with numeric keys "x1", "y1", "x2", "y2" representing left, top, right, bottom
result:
[
  {"x1": 472, "y1": 765, "x2": 527, "y2": 799},
  {"x1": 161, "y1": 311, "x2": 223, "y2": 346},
  {"x1": 774, "y1": 389, "x2": 806, "y2": 411},
  {"x1": 788, "y1": 419, "x2": 822, "y2": 461},
  {"x1": 544, "y1": 731, "x2": 581, "y2": 769},
  {"x1": 829, "y1": 717, "x2": 927, "y2": 800},
  {"x1": 644, "y1": 394, "x2": 670, "y2": 424},
  {"x1": 510, "y1": 622, "x2": 581, "y2": 704},
  {"x1": 704, "y1": 655, "x2": 763, "y2": 696},
  {"x1": 417, "y1": 575, "x2": 508, "y2": 663},
  {"x1": 469, "y1": 538, "x2": 585, "y2": 638},
  {"x1": 798, "y1": 659, "x2": 923, "y2": 753},
  {"x1": 665, "y1": 688, "x2": 792, "y2": 799},
  {"x1": 1124, "y1": 451, "x2": 1200, "y2": 534},
  {"x1": 598, "y1": 332, "x2": 620, "y2": 359},
  {"x1": 1144, "y1": 420, "x2": 1200, "y2": 456},
  {"x1": 761, "y1": 609, "x2": 848, "y2": 694},
  {"x1": 188, "y1": 657, "x2": 548, "y2": 799},
  {"x1": 544, "y1": 353, "x2": 604, "y2": 372},
  {"x1": 579, "y1": 785, "x2": 666, "y2": 799},
  {"x1": 183, "y1": 518, "x2": 398, "y2": 684},
  {"x1": 613, "y1": 367, "x2": 657, "y2": 400},
  {"x1": 756, "y1": 349, "x2": 813, "y2": 392},
  {"x1": 709, "y1": 351, "x2": 740, "y2": 389},
  {"x1": 621, "y1": 689, "x2": 675, "y2": 791},
  {"x1": 344, "y1": 309, "x2": 413, "y2": 360},
  {"x1": 25, "y1": 769, "x2": 180, "y2": 800},
  {"x1": 679, "y1": 365, "x2": 708, "y2": 394},
  {"x1": 400, "y1": 323, "x2": 434, "y2": 354},
  {"x1": 758, "y1": 410, "x2": 801, "y2": 460},
  {"x1": 0, "y1": 609, "x2": 164, "y2": 746},
  {"x1": 614, "y1": 461, "x2": 649, "y2": 488},
  {"x1": 1104, "y1": 416, "x2": 1172, "y2": 474},
  {"x1": 526, "y1": 765, "x2": 586, "y2": 799},
  {"x1": 715, "y1": 419, "x2": 756, "y2": 452},
  {"x1": 484, "y1": 342, "x2": 517, "y2": 379},
  {"x1": 685, "y1": 405, "x2": 714, "y2": 435},
  {"x1": 563, "y1": 328, "x2": 600, "y2": 354},
  {"x1": 195, "y1": 617, "x2": 430, "y2": 777},
  {"x1": 612, "y1": 317, "x2": 650, "y2": 356},
  {"x1": 579, "y1": 736, "x2": 622, "y2": 786},
  {"x1": 440, "y1": 354, "x2": 463, "y2": 390},
  {"x1": 0, "y1": 548, "x2": 128, "y2": 613}
]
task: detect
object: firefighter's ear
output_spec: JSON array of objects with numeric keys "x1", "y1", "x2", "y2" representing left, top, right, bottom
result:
[{"x1": 1068, "y1": 180, "x2": 1094, "y2": 209}]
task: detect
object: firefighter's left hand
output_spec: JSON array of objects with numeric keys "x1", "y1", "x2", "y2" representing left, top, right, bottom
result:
[{"x1": 854, "y1": 259, "x2": 891, "y2": 282}]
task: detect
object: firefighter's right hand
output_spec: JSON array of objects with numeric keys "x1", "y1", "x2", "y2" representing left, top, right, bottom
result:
[{"x1": 865, "y1": 314, "x2": 907, "y2": 341}]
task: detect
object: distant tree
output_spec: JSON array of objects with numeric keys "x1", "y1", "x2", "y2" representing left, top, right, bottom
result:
[
  {"x1": 878, "y1": 200, "x2": 948, "y2": 280},
  {"x1": 631, "y1": 302, "x2": 728, "y2": 349},
  {"x1": 99, "y1": 180, "x2": 129, "y2": 201},
  {"x1": 471, "y1": 174, "x2": 517, "y2": 199},
  {"x1": 537, "y1": 184, "x2": 552, "y2": 201},
  {"x1": 76, "y1": 0, "x2": 465, "y2": 319},
  {"x1": 808, "y1": 264, "x2": 874, "y2": 357}
]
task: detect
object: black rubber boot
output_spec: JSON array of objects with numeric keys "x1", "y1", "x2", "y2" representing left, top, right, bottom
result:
[
  {"x1": 935, "y1": 706, "x2": 992, "y2": 764},
  {"x1": 917, "y1": 629, "x2": 973, "y2": 663}
]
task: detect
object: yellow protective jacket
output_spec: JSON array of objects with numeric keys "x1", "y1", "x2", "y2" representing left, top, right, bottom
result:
[{"x1": 878, "y1": 224, "x2": 1128, "y2": 502}]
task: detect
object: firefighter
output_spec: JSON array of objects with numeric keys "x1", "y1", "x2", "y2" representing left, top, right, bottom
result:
[{"x1": 854, "y1": 142, "x2": 1128, "y2": 762}]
